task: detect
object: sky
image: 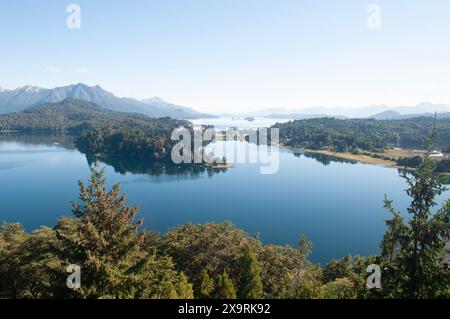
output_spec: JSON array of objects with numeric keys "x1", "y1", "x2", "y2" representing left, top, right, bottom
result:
[{"x1": 1, "y1": 0, "x2": 450, "y2": 113}]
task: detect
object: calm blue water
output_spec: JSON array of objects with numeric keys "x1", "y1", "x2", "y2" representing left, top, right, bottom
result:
[{"x1": 0, "y1": 133, "x2": 448, "y2": 264}]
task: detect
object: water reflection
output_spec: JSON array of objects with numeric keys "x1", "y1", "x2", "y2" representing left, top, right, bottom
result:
[
  {"x1": 0, "y1": 133, "x2": 228, "y2": 181},
  {"x1": 0, "y1": 161, "x2": 30, "y2": 170},
  {"x1": 293, "y1": 151, "x2": 357, "y2": 166},
  {"x1": 85, "y1": 154, "x2": 228, "y2": 182},
  {"x1": 0, "y1": 132, "x2": 76, "y2": 150}
]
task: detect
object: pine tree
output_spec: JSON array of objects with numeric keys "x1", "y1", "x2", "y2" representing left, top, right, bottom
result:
[
  {"x1": 381, "y1": 118, "x2": 450, "y2": 298},
  {"x1": 55, "y1": 164, "x2": 193, "y2": 299},
  {"x1": 238, "y1": 247, "x2": 264, "y2": 299},
  {"x1": 196, "y1": 269, "x2": 214, "y2": 299},
  {"x1": 214, "y1": 271, "x2": 236, "y2": 299},
  {"x1": 293, "y1": 235, "x2": 312, "y2": 295}
]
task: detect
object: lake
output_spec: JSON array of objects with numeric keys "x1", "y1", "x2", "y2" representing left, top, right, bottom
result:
[
  {"x1": 0, "y1": 125, "x2": 448, "y2": 264},
  {"x1": 190, "y1": 116, "x2": 292, "y2": 130}
]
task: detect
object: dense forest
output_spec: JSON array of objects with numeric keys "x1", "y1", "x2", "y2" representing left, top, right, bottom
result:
[
  {"x1": 74, "y1": 127, "x2": 176, "y2": 162},
  {"x1": 0, "y1": 133, "x2": 448, "y2": 299},
  {"x1": 272, "y1": 117, "x2": 450, "y2": 152}
]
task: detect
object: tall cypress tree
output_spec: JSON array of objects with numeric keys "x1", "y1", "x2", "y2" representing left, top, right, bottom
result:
[
  {"x1": 238, "y1": 247, "x2": 264, "y2": 299},
  {"x1": 381, "y1": 118, "x2": 450, "y2": 298}
]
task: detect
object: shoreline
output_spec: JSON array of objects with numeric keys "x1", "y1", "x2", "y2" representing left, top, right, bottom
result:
[
  {"x1": 299, "y1": 149, "x2": 404, "y2": 169},
  {"x1": 296, "y1": 148, "x2": 450, "y2": 178}
]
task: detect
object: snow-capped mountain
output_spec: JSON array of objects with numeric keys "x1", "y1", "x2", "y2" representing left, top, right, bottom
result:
[{"x1": 0, "y1": 83, "x2": 214, "y2": 119}]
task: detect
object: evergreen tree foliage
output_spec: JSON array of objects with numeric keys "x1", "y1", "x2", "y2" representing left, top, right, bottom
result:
[
  {"x1": 0, "y1": 223, "x2": 30, "y2": 298},
  {"x1": 273, "y1": 117, "x2": 450, "y2": 152},
  {"x1": 54, "y1": 164, "x2": 193, "y2": 298},
  {"x1": 321, "y1": 277, "x2": 357, "y2": 299},
  {"x1": 0, "y1": 224, "x2": 66, "y2": 298},
  {"x1": 160, "y1": 222, "x2": 262, "y2": 285},
  {"x1": 289, "y1": 235, "x2": 322, "y2": 298},
  {"x1": 380, "y1": 120, "x2": 450, "y2": 298},
  {"x1": 196, "y1": 269, "x2": 214, "y2": 299},
  {"x1": 238, "y1": 247, "x2": 264, "y2": 299},
  {"x1": 214, "y1": 271, "x2": 236, "y2": 299}
]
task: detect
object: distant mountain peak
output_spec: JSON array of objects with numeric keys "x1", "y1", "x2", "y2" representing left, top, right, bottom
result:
[
  {"x1": 20, "y1": 85, "x2": 44, "y2": 93},
  {"x1": 143, "y1": 96, "x2": 165, "y2": 103},
  {"x1": 71, "y1": 82, "x2": 99, "y2": 89},
  {"x1": 369, "y1": 110, "x2": 402, "y2": 120}
]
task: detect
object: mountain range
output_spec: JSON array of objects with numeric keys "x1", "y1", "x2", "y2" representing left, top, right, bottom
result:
[
  {"x1": 252, "y1": 103, "x2": 450, "y2": 119},
  {"x1": 368, "y1": 110, "x2": 450, "y2": 120},
  {"x1": 2, "y1": 83, "x2": 450, "y2": 121},
  {"x1": 0, "y1": 83, "x2": 215, "y2": 119}
]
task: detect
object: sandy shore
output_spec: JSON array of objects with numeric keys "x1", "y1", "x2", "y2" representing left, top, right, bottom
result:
[
  {"x1": 301, "y1": 149, "x2": 402, "y2": 169},
  {"x1": 284, "y1": 147, "x2": 450, "y2": 181}
]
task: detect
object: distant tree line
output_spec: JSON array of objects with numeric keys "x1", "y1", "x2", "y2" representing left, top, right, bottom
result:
[{"x1": 272, "y1": 117, "x2": 450, "y2": 152}]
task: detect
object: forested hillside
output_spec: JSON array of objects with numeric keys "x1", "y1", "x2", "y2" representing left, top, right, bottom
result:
[
  {"x1": 272, "y1": 117, "x2": 450, "y2": 152},
  {"x1": 0, "y1": 98, "x2": 193, "y2": 162},
  {"x1": 0, "y1": 98, "x2": 188, "y2": 133}
]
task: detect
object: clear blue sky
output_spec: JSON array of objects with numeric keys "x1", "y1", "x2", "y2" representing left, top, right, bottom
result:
[{"x1": 1, "y1": 0, "x2": 450, "y2": 112}]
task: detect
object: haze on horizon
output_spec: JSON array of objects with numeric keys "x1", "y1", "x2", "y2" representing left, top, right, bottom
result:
[{"x1": 1, "y1": 0, "x2": 450, "y2": 113}]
